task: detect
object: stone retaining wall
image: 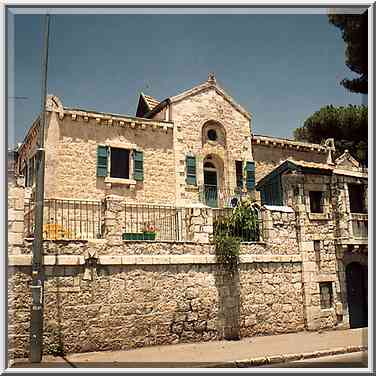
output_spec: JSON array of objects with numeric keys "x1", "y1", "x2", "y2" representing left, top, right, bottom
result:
[
  {"x1": 7, "y1": 177, "x2": 310, "y2": 361},
  {"x1": 8, "y1": 253, "x2": 304, "y2": 359}
]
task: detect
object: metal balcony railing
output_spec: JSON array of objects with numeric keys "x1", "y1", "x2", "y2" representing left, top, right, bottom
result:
[
  {"x1": 199, "y1": 185, "x2": 246, "y2": 208},
  {"x1": 350, "y1": 213, "x2": 368, "y2": 239}
]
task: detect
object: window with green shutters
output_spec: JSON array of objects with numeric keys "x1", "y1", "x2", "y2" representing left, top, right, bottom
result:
[
  {"x1": 186, "y1": 155, "x2": 197, "y2": 185},
  {"x1": 133, "y1": 150, "x2": 144, "y2": 181},
  {"x1": 96, "y1": 145, "x2": 108, "y2": 177},
  {"x1": 246, "y1": 161, "x2": 255, "y2": 191},
  {"x1": 97, "y1": 145, "x2": 144, "y2": 181}
]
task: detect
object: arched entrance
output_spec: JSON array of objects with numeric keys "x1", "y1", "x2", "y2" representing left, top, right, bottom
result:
[
  {"x1": 345, "y1": 262, "x2": 368, "y2": 328},
  {"x1": 203, "y1": 161, "x2": 218, "y2": 207}
]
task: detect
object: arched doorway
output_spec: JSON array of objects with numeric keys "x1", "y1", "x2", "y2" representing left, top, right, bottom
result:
[
  {"x1": 203, "y1": 161, "x2": 218, "y2": 207},
  {"x1": 345, "y1": 262, "x2": 368, "y2": 328}
]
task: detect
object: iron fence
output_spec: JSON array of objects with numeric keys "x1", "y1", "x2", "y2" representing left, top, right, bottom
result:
[
  {"x1": 24, "y1": 198, "x2": 103, "y2": 240},
  {"x1": 212, "y1": 207, "x2": 261, "y2": 242},
  {"x1": 123, "y1": 203, "x2": 185, "y2": 241}
]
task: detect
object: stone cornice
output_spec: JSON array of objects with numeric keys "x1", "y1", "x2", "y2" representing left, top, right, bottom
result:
[
  {"x1": 333, "y1": 168, "x2": 368, "y2": 179},
  {"x1": 252, "y1": 134, "x2": 327, "y2": 153},
  {"x1": 17, "y1": 116, "x2": 41, "y2": 165},
  {"x1": 8, "y1": 253, "x2": 302, "y2": 266},
  {"x1": 48, "y1": 107, "x2": 174, "y2": 132}
]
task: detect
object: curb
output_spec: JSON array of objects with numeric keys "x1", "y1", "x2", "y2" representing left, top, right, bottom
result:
[{"x1": 203, "y1": 345, "x2": 368, "y2": 368}]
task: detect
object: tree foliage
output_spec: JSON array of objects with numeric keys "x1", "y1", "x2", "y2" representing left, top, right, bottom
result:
[
  {"x1": 328, "y1": 12, "x2": 368, "y2": 93},
  {"x1": 294, "y1": 105, "x2": 368, "y2": 165}
]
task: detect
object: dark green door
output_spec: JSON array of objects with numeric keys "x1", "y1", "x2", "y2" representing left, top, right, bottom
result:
[
  {"x1": 204, "y1": 170, "x2": 218, "y2": 207},
  {"x1": 346, "y1": 262, "x2": 368, "y2": 328}
]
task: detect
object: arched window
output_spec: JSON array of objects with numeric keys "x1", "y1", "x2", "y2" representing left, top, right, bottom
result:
[{"x1": 204, "y1": 161, "x2": 215, "y2": 169}]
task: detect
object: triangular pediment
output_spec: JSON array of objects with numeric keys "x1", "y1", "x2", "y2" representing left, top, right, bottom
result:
[
  {"x1": 335, "y1": 150, "x2": 360, "y2": 170},
  {"x1": 169, "y1": 75, "x2": 252, "y2": 120}
]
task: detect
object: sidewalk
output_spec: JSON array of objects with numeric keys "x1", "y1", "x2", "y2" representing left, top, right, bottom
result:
[{"x1": 13, "y1": 327, "x2": 368, "y2": 368}]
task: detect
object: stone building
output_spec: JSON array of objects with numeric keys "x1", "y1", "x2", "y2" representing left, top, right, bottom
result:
[
  {"x1": 256, "y1": 154, "x2": 368, "y2": 330},
  {"x1": 8, "y1": 74, "x2": 368, "y2": 360},
  {"x1": 16, "y1": 73, "x2": 336, "y2": 208}
]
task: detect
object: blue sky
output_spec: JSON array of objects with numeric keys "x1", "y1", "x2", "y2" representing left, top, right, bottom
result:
[{"x1": 8, "y1": 12, "x2": 365, "y2": 147}]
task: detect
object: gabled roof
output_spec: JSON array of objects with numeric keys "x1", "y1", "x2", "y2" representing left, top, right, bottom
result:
[
  {"x1": 169, "y1": 74, "x2": 252, "y2": 120},
  {"x1": 256, "y1": 159, "x2": 334, "y2": 189},
  {"x1": 139, "y1": 74, "x2": 252, "y2": 120},
  {"x1": 142, "y1": 94, "x2": 160, "y2": 111},
  {"x1": 136, "y1": 92, "x2": 160, "y2": 117}
]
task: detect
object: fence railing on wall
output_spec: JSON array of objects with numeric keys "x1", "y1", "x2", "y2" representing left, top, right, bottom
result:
[
  {"x1": 123, "y1": 203, "x2": 185, "y2": 241},
  {"x1": 212, "y1": 207, "x2": 261, "y2": 242},
  {"x1": 24, "y1": 199, "x2": 103, "y2": 240}
]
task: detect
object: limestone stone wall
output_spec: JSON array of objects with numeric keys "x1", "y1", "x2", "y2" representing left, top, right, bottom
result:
[
  {"x1": 282, "y1": 173, "x2": 347, "y2": 331},
  {"x1": 8, "y1": 267, "x2": 32, "y2": 361},
  {"x1": 8, "y1": 205, "x2": 306, "y2": 360},
  {"x1": 240, "y1": 262, "x2": 305, "y2": 337},
  {"x1": 8, "y1": 253, "x2": 304, "y2": 359},
  {"x1": 171, "y1": 87, "x2": 252, "y2": 205},
  {"x1": 253, "y1": 144, "x2": 328, "y2": 183},
  {"x1": 8, "y1": 173, "x2": 25, "y2": 254},
  {"x1": 42, "y1": 111, "x2": 176, "y2": 204}
]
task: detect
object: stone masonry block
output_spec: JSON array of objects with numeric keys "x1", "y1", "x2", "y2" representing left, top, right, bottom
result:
[
  {"x1": 56, "y1": 255, "x2": 81, "y2": 265},
  {"x1": 122, "y1": 255, "x2": 136, "y2": 264},
  {"x1": 99, "y1": 255, "x2": 122, "y2": 265},
  {"x1": 8, "y1": 233, "x2": 24, "y2": 246},
  {"x1": 8, "y1": 255, "x2": 32, "y2": 266}
]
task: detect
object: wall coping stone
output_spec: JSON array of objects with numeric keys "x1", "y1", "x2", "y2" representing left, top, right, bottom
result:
[{"x1": 8, "y1": 253, "x2": 302, "y2": 266}]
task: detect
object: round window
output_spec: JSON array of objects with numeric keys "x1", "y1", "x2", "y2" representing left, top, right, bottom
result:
[{"x1": 207, "y1": 129, "x2": 218, "y2": 141}]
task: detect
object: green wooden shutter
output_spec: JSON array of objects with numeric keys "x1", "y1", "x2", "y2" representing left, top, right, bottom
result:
[
  {"x1": 97, "y1": 145, "x2": 108, "y2": 177},
  {"x1": 133, "y1": 150, "x2": 144, "y2": 181},
  {"x1": 246, "y1": 161, "x2": 255, "y2": 191},
  {"x1": 186, "y1": 155, "x2": 197, "y2": 185}
]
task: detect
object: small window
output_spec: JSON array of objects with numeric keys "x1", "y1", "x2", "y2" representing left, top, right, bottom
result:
[
  {"x1": 348, "y1": 184, "x2": 366, "y2": 213},
  {"x1": 110, "y1": 148, "x2": 130, "y2": 179},
  {"x1": 320, "y1": 282, "x2": 333, "y2": 309},
  {"x1": 309, "y1": 191, "x2": 324, "y2": 213},
  {"x1": 235, "y1": 161, "x2": 243, "y2": 189},
  {"x1": 207, "y1": 129, "x2": 217, "y2": 141}
]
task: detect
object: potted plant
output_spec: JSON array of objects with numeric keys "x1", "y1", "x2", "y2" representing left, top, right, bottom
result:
[
  {"x1": 142, "y1": 223, "x2": 157, "y2": 240},
  {"x1": 122, "y1": 223, "x2": 158, "y2": 241}
]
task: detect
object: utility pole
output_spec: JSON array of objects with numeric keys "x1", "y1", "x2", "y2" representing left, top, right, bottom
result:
[{"x1": 30, "y1": 14, "x2": 50, "y2": 363}]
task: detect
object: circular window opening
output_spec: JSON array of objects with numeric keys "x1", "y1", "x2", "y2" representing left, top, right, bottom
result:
[{"x1": 207, "y1": 129, "x2": 218, "y2": 141}]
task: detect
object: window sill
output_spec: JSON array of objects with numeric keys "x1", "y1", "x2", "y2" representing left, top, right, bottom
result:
[
  {"x1": 105, "y1": 177, "x2": 137, "y2": 186},
  {"x1": 308, "y1": 213, "x2": 329, "y2": 221},
  {"x1": 185, "y1": 186, "x2": 199, "y2": 192}
]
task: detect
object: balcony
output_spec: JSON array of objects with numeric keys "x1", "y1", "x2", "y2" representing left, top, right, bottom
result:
[
  {"x1": 198, "y1": 185, "x2": 247, "y2": 208},
  {"x1": 350, "y1": 213, "x2": 368, "y2": 239}
]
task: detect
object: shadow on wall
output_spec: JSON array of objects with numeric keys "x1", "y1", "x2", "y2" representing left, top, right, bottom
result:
[{"x1": 214, "y1": 266, "x2": 241, "y2": 340}]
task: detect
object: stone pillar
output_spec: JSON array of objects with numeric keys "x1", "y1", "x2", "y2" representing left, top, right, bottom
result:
[
  {"x1": 259, "y1": 208, "x2": 272, "y2": 242},
  {"x1": 103, "y1": 196, "x2": 124, "y2": 246},
  {"x1": 186, "y1": 206, "x2": 213, "y2": 243},
  {"x1": 8, "y1": 174, "x2": 25, "y2": 254}
]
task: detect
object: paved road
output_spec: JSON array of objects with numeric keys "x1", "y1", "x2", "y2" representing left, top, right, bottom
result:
[{"x1": 263, "y1": 351, "x2": 368, "y2": 368}]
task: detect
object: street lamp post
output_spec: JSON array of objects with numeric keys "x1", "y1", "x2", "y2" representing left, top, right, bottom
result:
[{"x1": 30, "y1": 14, "x2": 50, "y2": 363}]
